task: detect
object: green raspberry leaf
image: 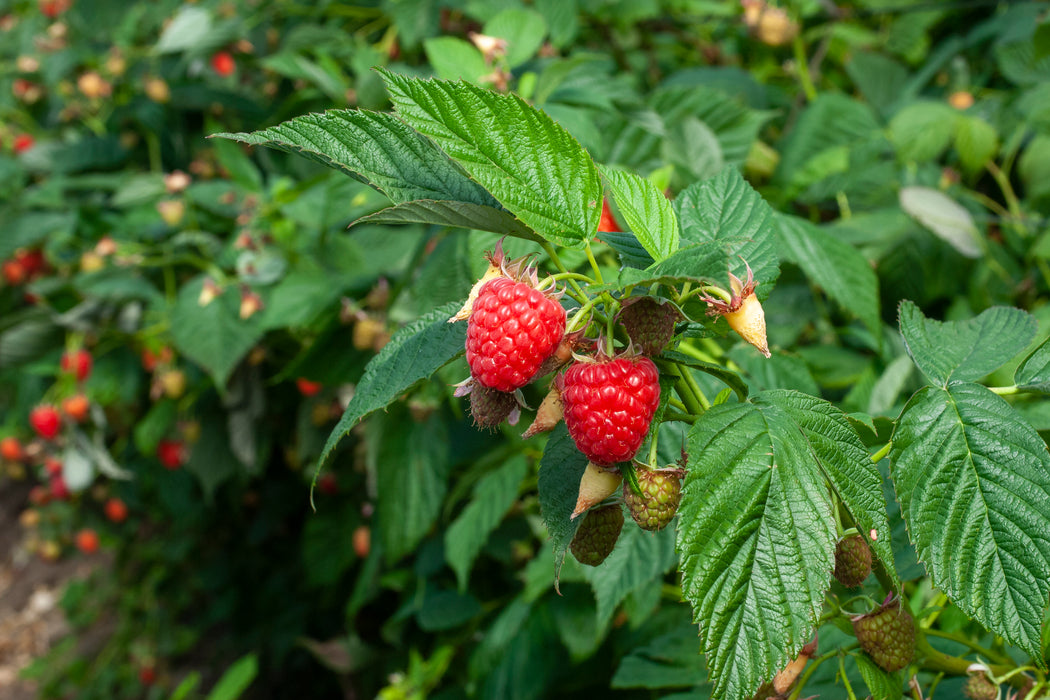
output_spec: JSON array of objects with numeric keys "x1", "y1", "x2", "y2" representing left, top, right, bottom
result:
[
  {"x1": 774, "y1": 214, "x2": 881, "y2": 344},
  {"x1": 318, "y1": 301, "x2": 466, "y2": 473},
  {"x1": 598, "y1": 165, "x2": 679, "y2": 262},
  {"x1": 763, "y1": 390, "x2": 898, "y2": 588},
  {"x1": 677, "y1": 392, "x2": 839, "y2": 699},
  {"x1": 890, "y1": 382, "x2": 1050, "y2": 663},
  {"x1": 1014, "y1": 334, "x2": 1050, "y2": 393},
  {"x1": 214, "y1": 110, "x2": 497, "y2": 206},
  {"x1": 379, "y1": 69, "x2": 603, "y2": 249},
  {"x1": 352, "y1": 199, "x2": 542, "y2": 241},
  {"x1": 537, "y1": 424, "x2": 589, "y2": 587},
  {"x1": 445, "y1": 455, "x2": 529, "y2": 591},
  {"x1": 898, "y1": 301, "x2": 1036, "y2": 387},
  {"x1": 582, "y1": 522, "x2": 676, "y2": 630},
  {"x1": 674, "y1": 167, "x2": 779, "y2": 294}
]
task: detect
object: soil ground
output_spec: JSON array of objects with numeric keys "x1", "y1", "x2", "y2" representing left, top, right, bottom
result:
[{"x1": 0, "y1": 481, "x2": 96, "y2": 700}]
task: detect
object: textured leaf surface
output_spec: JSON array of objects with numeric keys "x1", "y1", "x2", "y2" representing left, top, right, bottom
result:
[
  {"x1": 678, "y1": 394, "x2": 838, "y2": 698},
  {"x1": 537, "y1": 424, "x2": 589, "y2": 584},
  {"x1": 854, "y1": 653, "x2": 902, "y2": 700},
  {"x1": 764, "y1": 391, "x2": 898, "y2": 585},
  {"x1": 674, "y1": 168, "x2": 779, "y2": 293},
  {"x1": 582, "y1": 522, "x2": 676, "y2": 630},
  {"x1": 372, "y1": 407, "x2": 451, "y2": 564},
  {"x1": 898, "y1": 301, "x2": 1036, "y2": 386},
  {"x1": 774, "y1": 214, "x2": 881, "y2": 341},
  {"x1": 599, "y1": 165, "x2": 679, "y2": 262},
  {"x1": 214, "y1": 110, "x2": 497, "y2": 206},
  {"x1": 445, "y1": 456, "x2": 528, "y2": 590},
  {"x1": 352, "y1": 199, "x2": 539, "y2": 241},
  {"x1": 1014, "y1": 335, "x2": 1050, "y2": 393},
  {"x1": 319, "y1": 301, "x2": 466, "y2": 469},
  {"x1": 890, "y1": 382, "x2": 1050, "y2": 660},
  {"x1": 380, "y1": 69, "x2": 602, "y2": 248}
]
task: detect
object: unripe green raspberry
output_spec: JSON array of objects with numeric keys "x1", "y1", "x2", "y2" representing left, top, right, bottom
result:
[
  {"x1": 852, "y1": 599, "x2": 915, "y2": 673},
  {"x1": 833, "y1": 534, "x2": 872, "y2": 587},
  {"x1": 570, "y1": 504, "x2": 624, "y2": 566},
  {"x1": 963, "y1": 673, "x2": 998, "y2": 700},
  {"x1": 617, "y1": 296, "x2": 680, "y2": 356},
  {"x1": 623, "y1": 466, "x2": 684, "y2": 531}
]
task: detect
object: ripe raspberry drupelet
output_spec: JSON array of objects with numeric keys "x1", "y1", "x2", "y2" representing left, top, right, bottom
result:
[
  {"x1": 562, "y1": 354, "x2": 660, "y2": 465},
  {"x1": 466, "y1": 276, "x2": 566, "y2": 392}
]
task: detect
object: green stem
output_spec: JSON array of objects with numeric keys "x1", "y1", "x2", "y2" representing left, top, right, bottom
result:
[
  {"x1": 987, "y1": 161, "x2": 1025, "y2": 236},
  {"x1": 792, "y1": 34, "x2": 818, "y2": 102},
  {"x1": 679, "y1": 365, "x2": 711, "y2": 411},
  {"x1": 869, "y1": 442, "x2": 892, "y2": 464},
  {"x1": 567, "y1": 299, "x2": 598, "y2": 334},
  {"x1": 541, "y1": 242, "x2": 588, "y2": 303},
  {"x1": 989, "y1": 385, "x2": 1019, "y2": 396},
  {"x1": 839, "y1": 655, "x2": 859, "y2": 700},
  {"x1": 790, "y1": 648, "x2": 850, "y2": 700},
  {"x1": 549, "y1": 272, "x2": 596, "y2": 285},
  {"x1": 670, "y1": 365, "x2": 703, "y2": 416},
  {"x1": 922, "y1": 629, "x2": 1013, "y2": 666},
  {"x1": 663, "y1": 410, "x2": 697, "y2": 424},
  {"x1": 584, "y1": 239, "x2": 604, "y2": 285},
  {"x1": 668, "y1": 396, "x2": 687, "y2": 412},
  {"x1": 915, "y1": 634, "x2": 1020, "y2": 685}
]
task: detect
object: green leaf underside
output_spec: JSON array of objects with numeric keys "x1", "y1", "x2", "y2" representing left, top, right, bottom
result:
[
  {"x1": 582, "y1": 522, "x2": 676, "y2": 631},
  {"x1": 890, "y1": 382, "x2": 1050, "y2": 661},
  {"x1": 379, "y1": 69, "x2": 602, "y2": 248},
  {"x1": 674, "y1": 168, "x2": 779, "y2": 292},
  {"x1": 445, "y1": 455, "x2": 529, "y2": 590},
  {"x1": 537, "y1": 424, "x2": 589, "y2": 586},
  {"x1": 774, "y1": 214, "x2": 881, "y2": 342},
  {"x1": 678, "y1": 392, "x2": 839, "y2": 699},
  {"x1": 373, "y1": 408, "x2": 451, "y2": 564},
  {"x1": 214, "y1": 110, "x2": 497, "y2": 206},
  {"x1": 318, "y1": 301, "x2": 466, "y2": 470},
  {"x1": 352, "y1": 199, "x2": 540, "y2": 241},
  {"x1": 1014, "y1": 335, "x2": 1050, "y2": 393},
  {"x1": 898, "y1": 301, "x2": 1037, "y2": 386},
  {"x1": 599, "y1": 165, "x2": 679, "y2": 262},
  {"x1": 765, "y1": 391, "x2": 898, "y2": 587},
  {"x1": 854, "y1": 653, "x2": 903, "y2": 700}
]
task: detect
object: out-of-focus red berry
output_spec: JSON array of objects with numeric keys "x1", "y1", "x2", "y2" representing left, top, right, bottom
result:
[
  {"x1": 211, "y1": 51, "x2": 235, "y2": 76},
  {"x1": 75, "y1": 528, "x2": 99, "y2": 554},
  {"x1": 61, "y1": 349, "x2": 93, "y2": 382},
  {"x1": 1, "y1": 436, "x2": 24, "y2": 462},
  {"x1": 104, "y1": 497, "x2": 128, "y2": 523},
  {"x1": 30, "y1": 405, "x2": 62, "y2": 440},
  {"x1": 296, "y1": 377, "x2": 323, "y2": 397},
  {"x1": 157, "y1": 439, "x2": 186, "y2": 469},
  {"x1": 13, "y1": 133, "x2": 34, "y2": 153}
]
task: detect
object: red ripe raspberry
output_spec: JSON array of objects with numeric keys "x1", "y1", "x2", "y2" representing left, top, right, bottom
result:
[
  {"x1": 562, "y1": 354, "x2": 660, "y2": 465},
  {"x1": 30, "y1": 404, "x2": 62, "y2": 440},
  {"x1": 597, "y1": 200, "x2": 620, "y2": 233},
  {"x1": 466, "y1": 277, "x2": 566, "y2": 392},
  {"x1": 13, "y1": 133, "x2": 34, "y2": 154}
]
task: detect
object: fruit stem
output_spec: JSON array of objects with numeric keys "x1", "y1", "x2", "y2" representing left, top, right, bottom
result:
[
  {"x1": 915, "y1": 633, "x2": 1022, "y2": 686},
  {"x1": 922, "y1": 629, "x2": 1013, "y2": 666},
  {"x1": 869, "y1": 442, "x2": 892, "y2": 464},
  {"x1": 663, "y1": 410, "x2": 697, "y2": 424},
  {"x1": 549, "y1": 271, "x2": 597, "y2": 286},
  {"x1": 541, "y1": 242, "x2": 589, "y2": 303},
  {"x1": 679, "y1": 365, "x2": 711, "y2": 411},
  {"x1": 584, "y1": 239, "x2": 604, "y2": 285},
  {"x1": 567, "y1": 299, "x2": 598, "y2": 333},
  {"x1": 669, "y1": 365, "x2": 704, "y2": 416},
  {"x1": 838, "y1": 655, "x2": 859, "y2": 700},
  {"x1": 789, "y1": 647, "x2": 853, "y2": 700}
]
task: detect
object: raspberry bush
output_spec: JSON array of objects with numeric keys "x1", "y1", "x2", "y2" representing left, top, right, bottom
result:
[{"x1": 4, "y1": 2, "x2": 1050, "y2": 699}]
